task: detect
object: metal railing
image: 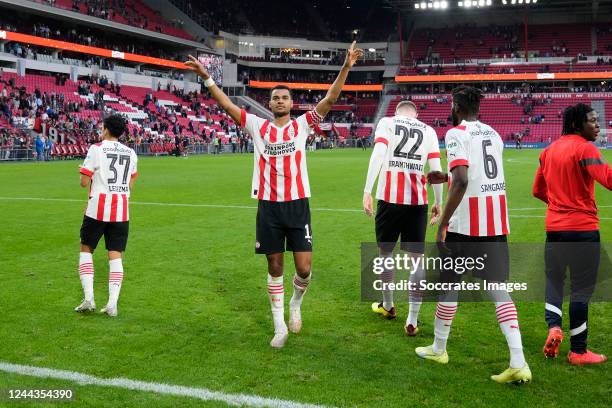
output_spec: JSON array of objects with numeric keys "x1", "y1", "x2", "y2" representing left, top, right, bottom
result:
[
  {"x1": 0, "y1": 148, "x2": 37, "y2": 161},
  {"x1": 0, "y1": 139, "x2": 378, "y2": 161}
]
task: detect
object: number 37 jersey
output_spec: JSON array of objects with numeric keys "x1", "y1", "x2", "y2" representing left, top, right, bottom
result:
[
  {"x1": 79, "y1": 140, "x2": 138, "y2": 222},
  {"x1": 445, "y1": 120, "x2": 509, "y2": 237},
  {"x1": 374, "y1": 116, "x2": 441, "y2": 205}
]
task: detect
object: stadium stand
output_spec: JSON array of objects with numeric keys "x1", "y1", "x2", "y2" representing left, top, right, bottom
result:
[
  {"x1": 407, "y1": 23, "x2": 593, "y2": 64},
  {"x1": 1, "y1": 1, "x2": 611, "y2": 161},
  {"x1": 0, "y1": 70, "x2": 245, "y2": 157},
  {"x1": 246, "y1": 89, "x2": 379, "y2": 123},
  {"x1": 399, "y1": 61, "x2": 612, "y2": 76},
  {"x1": 596, "y1": 25, "x2": 612, "y2": 54},
  {"x1": 385, "y1": 93, "x2": 609, "y2": 143},
  {"x1": 170, "y1": 0, "x2": 395, "y2": 41},
  {"x1": 0, "y1": 13, "x2": 186, "y2": 61},
  {"x1": 242, "y1": 67, "x2": 382, "y2": 85},
  {"x1": 237, "y1": 54, "x2": 385, "y2": 66},
  {"x1": 33, "y1": 0, "x2": 193, "y2": 40}
]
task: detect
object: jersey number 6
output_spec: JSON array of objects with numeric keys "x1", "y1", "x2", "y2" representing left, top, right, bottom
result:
[{"x1": 482, "y1": 140, "x2": 498, "y2": 179}]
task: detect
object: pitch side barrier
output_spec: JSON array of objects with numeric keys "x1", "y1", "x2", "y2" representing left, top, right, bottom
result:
[
  {"x1": 0, "y1": 139, "x2": 380, "y2": 161},
  {"x1": 435, "y1": 142, "x2": 611, "y2": 149},
  {"x1": 433, "y1": 142, "x2": 559, "y2": 150},
  {"x1": 2, "y1": 140, "x2": 607, "y2": 161}
]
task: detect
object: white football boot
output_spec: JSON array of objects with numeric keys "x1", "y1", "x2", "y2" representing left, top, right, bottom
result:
[
  {"x1": 100, "y1": 304, "x2": 118, "y2": 317},
  {"x1": 74, "y1": 299, "x2": 96, "y2": 312}
]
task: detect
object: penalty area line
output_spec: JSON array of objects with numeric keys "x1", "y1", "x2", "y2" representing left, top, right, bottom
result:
[{"x1": 0, "y1": 361, "x2": 333, "y2": 408}]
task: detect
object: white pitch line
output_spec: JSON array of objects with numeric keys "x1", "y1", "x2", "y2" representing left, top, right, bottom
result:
[
  {"x1": 0, "y1": 197, "x2": 610, "y2": 218},
  {"x1": 0, "y1": 361, "x2": 333, "y2": 408}
]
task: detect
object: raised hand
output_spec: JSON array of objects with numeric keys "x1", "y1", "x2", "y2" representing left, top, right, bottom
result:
[
  {"x1": 184, "y1": 55, "x2": 209, "y2": 79},
  {"x1": 343, "y1": 41, "x2": 365, "y2": 68}
]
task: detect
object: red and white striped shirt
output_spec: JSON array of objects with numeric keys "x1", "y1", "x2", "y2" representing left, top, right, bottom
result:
[
  {"x1": 373, "y1": 116, "x2": 441, "y2": 205},
  {"x1": 79, "y1": 140, "x2": 138, "y2": 222},
  {"x1": 240, "y1": 109, "x2": 322, "y2": 201},
  {"x1": 445, "y1": 120, "x2": 509, "y2": 236}
]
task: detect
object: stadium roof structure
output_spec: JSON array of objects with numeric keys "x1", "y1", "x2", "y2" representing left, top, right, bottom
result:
[{"x1": 385, "y1": 0, "x2": 612, "y2": 14}]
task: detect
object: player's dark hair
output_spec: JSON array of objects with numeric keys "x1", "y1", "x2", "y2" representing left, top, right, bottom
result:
[
  {"x1": 451, "y1": 86, "x2": 483, "y2": 115},
  {"x1": 562, "y1": 103, "x2": 594, "y2": 135},
  {"x1": 103, "y1": 114, "x2": 126, "y2": 138},
  {"x1": 270, "y1": 84, "x2": 292, "y2": 99}
]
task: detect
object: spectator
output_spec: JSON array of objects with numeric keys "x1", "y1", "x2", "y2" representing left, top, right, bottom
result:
[
  {"x1": 35, "y1": 133, "x2": 44, "y2": 160},
  {"x1": 44, "y1": 135, "x2": 53, "y2": 161}
]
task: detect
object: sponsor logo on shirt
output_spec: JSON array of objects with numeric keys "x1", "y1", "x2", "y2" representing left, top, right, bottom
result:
[
  {"x1": 264, "y1": 141, "x2": 296, "y2": 156},
  {"x1": 469, "y1": 129, "x2": 496, "y2": 137}
]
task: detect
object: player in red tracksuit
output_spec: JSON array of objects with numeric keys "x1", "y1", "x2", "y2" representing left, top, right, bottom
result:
[{"x1": 533, "y1": 103, "x2": 612, "y2": 365}]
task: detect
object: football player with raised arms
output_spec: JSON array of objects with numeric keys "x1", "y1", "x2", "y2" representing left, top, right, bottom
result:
[{"x1": 185, "y1": 43, "x2": 364, "y2": 348}]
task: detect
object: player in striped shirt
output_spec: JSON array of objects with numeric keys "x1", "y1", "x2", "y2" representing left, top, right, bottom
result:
[
  {"x1": 74, "y1": 114, "x2": 138, "y2": 317},
  {"x1": 416, "y1": 86, "x2": 531, "y2": 384},
  {"x1": 363, "y1": 100, "x2": 443, "y2": 336},
  {"x1": 185, "y1": 42, "x2": 364, "y2": 348},
  {"x1": 533, "y1": 103, "x2": 611, "y2": 365}
]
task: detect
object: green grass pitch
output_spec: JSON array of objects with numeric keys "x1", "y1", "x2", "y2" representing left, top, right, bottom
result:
[{"x1": 0, "y1": 148, "x2": 610, "y2": 407}]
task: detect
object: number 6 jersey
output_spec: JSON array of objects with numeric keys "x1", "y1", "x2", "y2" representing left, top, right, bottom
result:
[
  {"x1": 79, "y1": 140, "x2": 138, "y2": 222},
  {"x1": 445, "y1": 120, "x2": 509, "y2": 237}
]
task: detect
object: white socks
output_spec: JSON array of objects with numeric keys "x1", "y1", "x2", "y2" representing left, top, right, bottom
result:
[
  {"x1": 267, "y1": 274, "x2": 287, "y2": 334},
  {"x1": 78, "y1": 252, "x2": 94, "y2": 302},
  {"x1": 108, "y1": 258, "x2": 124, "y2": 309},
  {"x1": 407, "y1": 264, "x2": 425, "y2": 327},
  {"x1": 407, "y1": 292, "x2": 423, "y2": 327},
  {"x1": 290, "y1": 272, "x2": 311, "y2": 308},
  {"x1": 495, "y1": 301, "x2": 526, "y2": 368},
  {"x1": 381, "y1": 266, "x2": 394, "y2": 310},
  {"x1": 78, "y1": 254, "x2": 125, "y2": 309},
  {"x1": 433, "y1": 301, "x2": 458, "y2": 354},
  {"x1": 429, "y1": 290, "x2": 527, "y2": 367}
]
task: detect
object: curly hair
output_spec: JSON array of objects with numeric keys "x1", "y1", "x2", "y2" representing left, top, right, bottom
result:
[{"x1": 562, "y1": 103, "x2": 594, "y2": 135}]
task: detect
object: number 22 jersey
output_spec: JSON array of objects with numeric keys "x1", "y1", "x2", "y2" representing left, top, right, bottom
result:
[
  {"x1": 373, "y1": 116, "x2": 441, "y2": 205},
  {"x1": 79, "y1": 140, "x2": 138, "y2": 222},
  {"x1": 445, "y1": 120, "x2": 509, "y2": 237}
]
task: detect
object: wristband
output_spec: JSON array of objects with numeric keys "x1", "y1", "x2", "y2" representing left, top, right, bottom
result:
[{"x1": 204, "y1": 77, "x2": 215, "y2": 87}]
